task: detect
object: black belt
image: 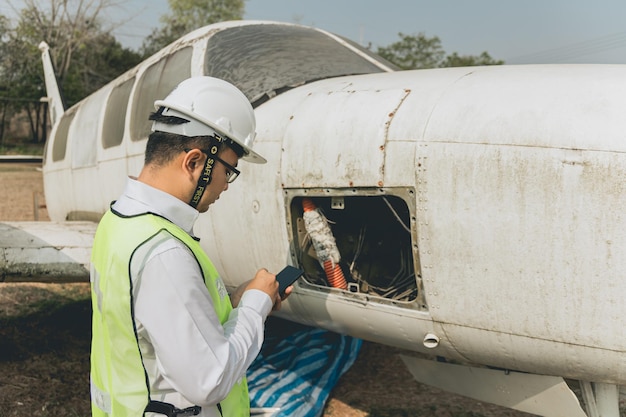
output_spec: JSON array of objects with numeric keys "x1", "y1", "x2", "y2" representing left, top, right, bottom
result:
[{"x1": 145, "y1": 400, "x2": 201, "y2": 417}]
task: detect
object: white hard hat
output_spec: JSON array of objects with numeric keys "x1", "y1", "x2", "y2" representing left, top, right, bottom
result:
[{"x1": 153, "y1": 76, "x2": 266, "y2": 164}]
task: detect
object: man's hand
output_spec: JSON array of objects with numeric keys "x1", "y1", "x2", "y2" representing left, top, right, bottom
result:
[{"x1": 230, "y1": 268, "x2": 294, "y2": 311}]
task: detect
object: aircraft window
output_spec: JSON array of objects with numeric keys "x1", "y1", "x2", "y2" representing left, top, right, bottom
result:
[
  {"x1": 130, "y1": 47, "x2": 192, "y2": 141},
  {"x1": 102, "y1": 78, "x2": 134, "y2": 149},
  {"x1": 290, "y1": 194, "x2": 419, "y2": 304},
  {"x1": 204, "y1": 24, "x2": 390, "y2": 106},
  {"x1": 51, "y1": 107, "x2": 77, "y2": 162},
  {"x1": 72, "y1": 91, "x2": 102, "y2": 168}
]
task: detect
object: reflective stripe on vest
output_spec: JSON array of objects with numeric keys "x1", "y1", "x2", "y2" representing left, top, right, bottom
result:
[{"x1": 90, "y1": 210, "x2": 249, "y2": 416}]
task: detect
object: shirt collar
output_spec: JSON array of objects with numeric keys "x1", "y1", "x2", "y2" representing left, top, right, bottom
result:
[{"x1": 111, "y1": 177, "x2": 200, "y2": 237}]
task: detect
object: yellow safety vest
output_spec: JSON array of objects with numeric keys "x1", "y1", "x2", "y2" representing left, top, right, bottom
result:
[{"x1": 90, "y1": 210, "x2": 249, "y2": 416}]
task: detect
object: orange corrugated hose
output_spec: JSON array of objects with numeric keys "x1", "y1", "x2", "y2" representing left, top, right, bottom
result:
[
  {"x1": 302, "y1": 198, "x2": 348, "y2": 289},
  {"x1": 323, "y1": 259, "x2": 348, "y2": 289},
  {"x1": 302, "y1": 197, "x2": 317, "y2": 213}
]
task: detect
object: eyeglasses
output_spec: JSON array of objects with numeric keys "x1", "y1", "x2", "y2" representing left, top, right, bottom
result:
[{"x1": 184, "y1": 148, "x2": 241, "y2": 183}]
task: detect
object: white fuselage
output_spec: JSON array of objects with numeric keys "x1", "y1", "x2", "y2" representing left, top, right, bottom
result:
[{"x1": 41, "y1": 21, "x2": 626, "y2": 387}]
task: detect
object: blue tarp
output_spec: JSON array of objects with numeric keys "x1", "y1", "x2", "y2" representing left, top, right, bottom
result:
[{"x1": 247, "y1": 317, "x2": 362, "y2": 417}]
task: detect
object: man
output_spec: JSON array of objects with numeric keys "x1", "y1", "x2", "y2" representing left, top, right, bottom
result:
[{"x1": 89, "y1": 76, "x2": 288, "y2": 417}]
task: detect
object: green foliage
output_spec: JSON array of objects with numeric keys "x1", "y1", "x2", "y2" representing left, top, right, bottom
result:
[
  {"x1": 62, "y1": 32, "x2": 143, "y2": 105},
  {"x1": 0, "y1": 14, "x2": 42, "y2": 104},
  {"x1": 377, "y1": 32, "x2": 445, "y2": 70},
  {"x1": 0, "y1": 139, "x2": 45, "y2": 155},
  {"x1": 441, "y1": 51, "x2": 504, "y2": 68},
  {"x1": 0, "y1": 0, "x2": 142, "y2": 142},
  {"x1": 377, "y1": 32, "x2": 504, "y2": 70},
  {"x1": 140, "y1": 0, "x2": 245, "y2": 57},
  {"x1": 3, "y1": 1, "x2": 143, "y2": 107}
]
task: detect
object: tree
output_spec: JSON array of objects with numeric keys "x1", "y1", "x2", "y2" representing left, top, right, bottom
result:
[
  {"x1": 0, "y1": 0, "x2": 142, "y2": 142},
  {"x1": 4, "y1": 0, "x2": 142, "y2": 104},
  {"x1": 0, "y1": 10, "x2": 47, "y2": 143},
  {"x1": 376, "y1": 32, "x2": 504, "y2": 70},
  {"x1": 9, "y1": 0, "x2": 111, "y2": 88},
  {"x1": 441, "y1": 51, "x2": 504, "y2": 68},
  {"x1": 377, "y1": 32, "x2": 445, "y2": 70},
  {"x1": 141, "y1": 0, "x2": 244, "y2": 57},
  {"x1": 0, "y1": 15, "x2": 17, "y2": 145}
]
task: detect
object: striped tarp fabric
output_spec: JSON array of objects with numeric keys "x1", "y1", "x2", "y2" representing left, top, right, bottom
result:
[{"x1": 247, "y1": 317, "x2": 362, "y2": 417}]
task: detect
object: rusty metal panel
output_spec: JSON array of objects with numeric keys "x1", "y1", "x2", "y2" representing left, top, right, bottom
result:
[
  {"x1": 281, "y1": 88, "x2": 412, "y2": 188},
  {"x1": 419, "y1": 142, "x2": 626, "y2": 354}
]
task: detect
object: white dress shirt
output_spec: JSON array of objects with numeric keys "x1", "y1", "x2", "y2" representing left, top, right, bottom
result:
[{"x1": 112, "y1": 177, "x2": 273, "y2": 417}]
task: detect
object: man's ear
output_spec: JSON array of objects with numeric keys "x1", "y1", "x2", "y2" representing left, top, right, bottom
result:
[{"x1": 182, "y1": 148, "x2": 206, "y2": 179}]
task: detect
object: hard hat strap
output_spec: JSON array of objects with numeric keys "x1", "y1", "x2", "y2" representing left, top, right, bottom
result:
[{"x1": 189, "y1": 134, "x2": 223, "y2": 209}]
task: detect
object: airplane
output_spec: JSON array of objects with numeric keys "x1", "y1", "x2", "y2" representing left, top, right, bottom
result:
[{"x1": 3, "y1": 19, "x2": 625, "y2": 416}]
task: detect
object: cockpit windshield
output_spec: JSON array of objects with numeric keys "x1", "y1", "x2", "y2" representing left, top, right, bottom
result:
[{"x1": 203, "y1": 23, "x2": 395, "y2": 107}]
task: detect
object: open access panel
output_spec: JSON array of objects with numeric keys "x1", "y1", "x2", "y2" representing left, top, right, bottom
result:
[{"x1": 285, "y1": 188, "x2": 425, "y2": 309}]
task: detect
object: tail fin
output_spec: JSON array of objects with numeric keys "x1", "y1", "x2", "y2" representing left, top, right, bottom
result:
[{"x1": 38, "y1": 41, "x2": 65, "y2": 126}]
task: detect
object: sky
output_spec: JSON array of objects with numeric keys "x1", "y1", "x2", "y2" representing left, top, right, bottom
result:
[{"x1": 5, "y1": 0, "x2": 626, "y2": 64}]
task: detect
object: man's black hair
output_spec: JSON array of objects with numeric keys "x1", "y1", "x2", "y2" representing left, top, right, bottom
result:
[{"x1": 145, "y1": 109, "x2": 245, "y2": 166}]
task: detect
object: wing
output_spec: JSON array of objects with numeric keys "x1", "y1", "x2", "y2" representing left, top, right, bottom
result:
[{"x1": 0, "y1": 221, "x2": 95, "y2": 282}]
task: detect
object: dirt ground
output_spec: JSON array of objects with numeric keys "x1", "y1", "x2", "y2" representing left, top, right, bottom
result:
[{"x1": 0, "y1": 163, "x2": 622, "y2": 417}]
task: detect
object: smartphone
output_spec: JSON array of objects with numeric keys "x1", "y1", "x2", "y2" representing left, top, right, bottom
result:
[{"x1": 276, "y1": 265, "x2": 304, "y2": 296}]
